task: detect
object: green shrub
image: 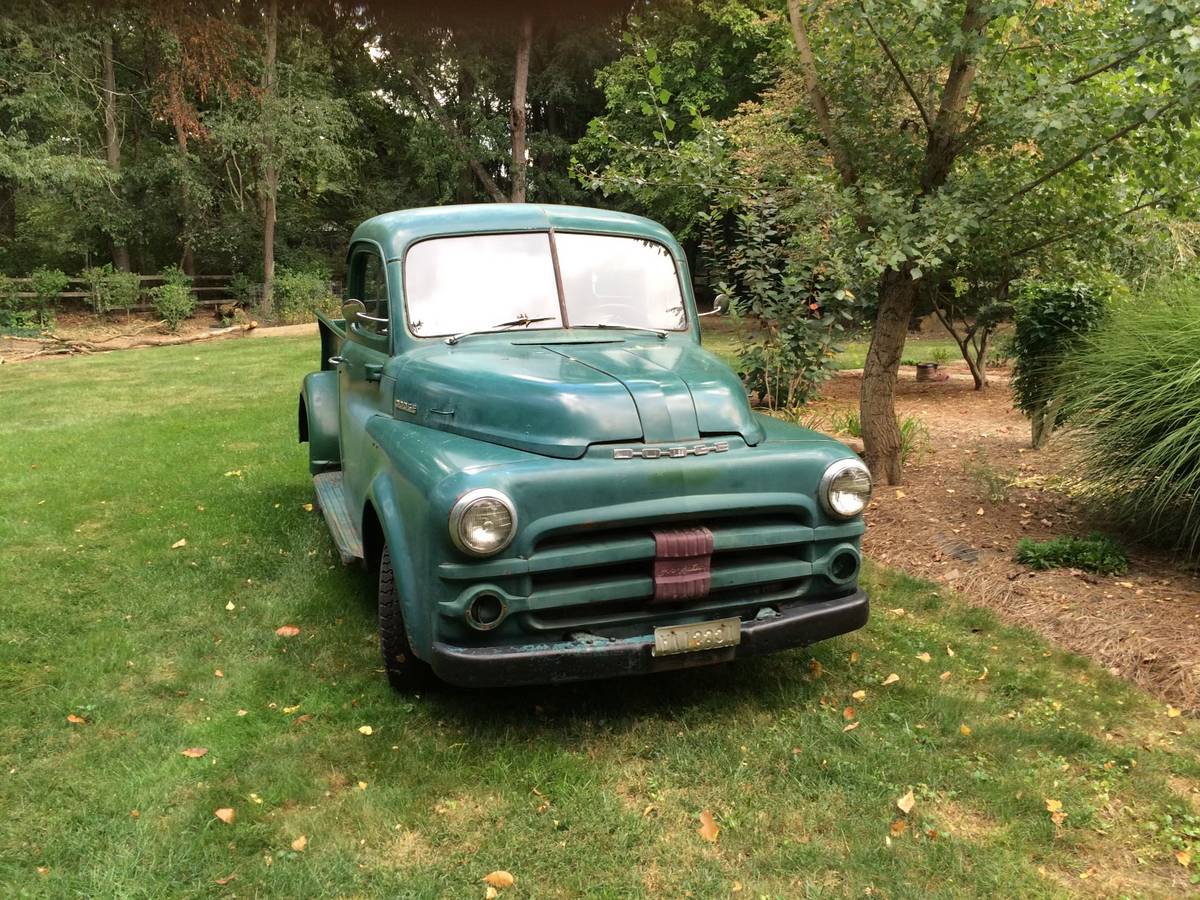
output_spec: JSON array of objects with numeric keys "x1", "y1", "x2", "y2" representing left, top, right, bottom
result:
[
  {"x1": 1014, "y1": 533, "x2": 1128, "y2": 575},
  {"x1": 151, "y1": 266, "x2": 196, "y2": 331},
  {"x1": 826, "y1": 408, "x2": 929, "y2": 465},
  {"x1": 0, "y1": 275, "x2": 36, "y2": 332},
  {"x1": 964, "y1": 460, "x2": 1012, "y2": 503},
  {"x1": 1010, "y1": 282, "x2": 1107, "y2": 448},
  {"x1": 272, "y1": 267, "x2": 337, "y2": 324},
  {"x1": 28, "y1": 267, "x2": 68, "y2": 328},
  {"x1": 81, "y1": 265, "x2": 141, "y2": 316},
  {"x1": 1057, "y1": 278, "x2": 1200, "y2": 554},
  {"x1": 701, "y1": 192, "x2": 855, "y2": 409}
]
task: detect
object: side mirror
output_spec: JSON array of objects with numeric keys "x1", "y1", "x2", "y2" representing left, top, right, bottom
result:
[
  {"x1": 699, "y1": 294, "x2": 729, "y2": 318},
  {"x1": 341, "y1": 298, "x2": 366, "y2": 326}
]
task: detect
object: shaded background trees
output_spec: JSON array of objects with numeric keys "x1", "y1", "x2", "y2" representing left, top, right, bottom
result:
[{"x1": 2, "y1": 0, "x2": 1199, "y2": 482}]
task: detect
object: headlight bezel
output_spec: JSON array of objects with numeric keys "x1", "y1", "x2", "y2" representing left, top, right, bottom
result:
[
  {"x1": 448, "y1": 488, "x2": 518, "y2": 556},
  {"x1": 819, "y1": 458, "x2": 873, "y2": 519}
]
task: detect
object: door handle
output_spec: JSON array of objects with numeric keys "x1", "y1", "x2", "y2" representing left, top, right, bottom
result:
[
  {"x1": 364, "y1": 363, "x2": 384, "y2": 383},
  {"x1": 328, "y1": 355, "x2": 346, "y2": 366}
]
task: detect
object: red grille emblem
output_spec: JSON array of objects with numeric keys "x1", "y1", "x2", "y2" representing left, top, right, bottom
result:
[{"x1": 650, "y1": 526, "x2": 714, "y2": 602}]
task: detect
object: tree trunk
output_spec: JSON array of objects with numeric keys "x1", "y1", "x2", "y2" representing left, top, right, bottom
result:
[
  {"x1": 509, "y1": 13, "x2": 533, "y2": 203},
  {"x1": 861, "y1": 268, "x2": 919, "y2": 484},
  {"x1": 960, "y1": 338, "x2": 988, "y2": 391},
  {"x1": 171, "y1": 103, "x2": 196, "y2": 276},
  {"x1": 101, "y1": 33, "x2": 131, "y2": 272},
  {"x1": 260, "y1": 0, "x2": 279, "y2": 313},
  {"x1": 0, "y1": 177, "x2": 15, "y2": 244}
]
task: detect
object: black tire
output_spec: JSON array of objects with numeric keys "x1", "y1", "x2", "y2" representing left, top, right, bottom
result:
[{"x1": 378, "y1": 542, "x2": 434, "y2": 691}]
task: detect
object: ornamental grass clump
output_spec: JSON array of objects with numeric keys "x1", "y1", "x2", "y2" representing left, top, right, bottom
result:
[{"x1": 1057, "y1": 278, "x2": 1200, "y2": 555}]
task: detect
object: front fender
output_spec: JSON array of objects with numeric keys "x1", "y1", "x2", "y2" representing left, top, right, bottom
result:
[
  {"x1": 366, "y1": 471, "x2": 434, "y2": 661},
  {"x1": 300, "y1": 370, "x2": 340, "y2": 474}
]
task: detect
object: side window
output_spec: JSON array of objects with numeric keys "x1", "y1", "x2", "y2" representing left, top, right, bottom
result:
[{"x1": 351, "y1": 248, "x2": 389, "y2": 337}]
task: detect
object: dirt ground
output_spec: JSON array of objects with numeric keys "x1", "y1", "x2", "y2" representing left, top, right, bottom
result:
[
  {"x1": 811, "y1": 363, "x2": 1200, "y2": 714},
  {"x1": 0, "y1": 311, "x2": 314, "y2": 362}
]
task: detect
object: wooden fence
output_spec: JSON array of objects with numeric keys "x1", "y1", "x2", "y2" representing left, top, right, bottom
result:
[{"x1": 7, "y1": 274, "x2": 236, "y2": 313}]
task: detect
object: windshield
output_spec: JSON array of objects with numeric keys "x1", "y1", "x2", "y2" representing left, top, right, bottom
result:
[{"x1": 403, "y1": 232, "x2": 687, "y2": 337}]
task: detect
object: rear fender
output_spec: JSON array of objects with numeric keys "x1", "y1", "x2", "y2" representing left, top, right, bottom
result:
[{"x1": 300, "y1": 370, "x2": 341, "y2": 474}]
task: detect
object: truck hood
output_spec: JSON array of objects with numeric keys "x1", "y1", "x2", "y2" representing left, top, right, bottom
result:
[{"x1": 392, "y1": 337, "x2": 764, "y2": 459}]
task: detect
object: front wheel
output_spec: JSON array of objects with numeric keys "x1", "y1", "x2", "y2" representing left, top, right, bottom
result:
[{"x1": 378, "y1": 542, "x2": 434, "y2": 691}]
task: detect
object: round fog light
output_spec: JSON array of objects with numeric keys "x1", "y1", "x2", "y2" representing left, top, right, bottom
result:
[{"x1": 467, "y1": 592, "x2": 506, "y2": 630}]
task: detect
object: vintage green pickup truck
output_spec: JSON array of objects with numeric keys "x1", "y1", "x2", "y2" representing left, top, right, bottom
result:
[{"x1": 299, "y1": 203, "x2": 871, "y2": 689}]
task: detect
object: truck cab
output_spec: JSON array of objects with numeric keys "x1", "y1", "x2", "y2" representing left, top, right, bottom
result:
[{"x1": 299, "y1": 203, "x2": 871, "y2": 689}]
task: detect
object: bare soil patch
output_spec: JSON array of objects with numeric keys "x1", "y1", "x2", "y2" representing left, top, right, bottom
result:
[{"x1": 810, "y1": 363, "x2": 1200, "y2": 713}]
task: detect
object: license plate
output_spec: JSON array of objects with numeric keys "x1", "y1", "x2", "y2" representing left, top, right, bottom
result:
[{"x1": 652, "y1": 617, "x2": 742, "y2": 657}]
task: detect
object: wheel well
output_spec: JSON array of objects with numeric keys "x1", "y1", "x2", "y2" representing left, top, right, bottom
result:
[
  {"x1": 362, "y1": 501, "x2": 384, "y2": 573},
  {"x1": 298, "y1": 395, "x2": 309, "y2": 444}
]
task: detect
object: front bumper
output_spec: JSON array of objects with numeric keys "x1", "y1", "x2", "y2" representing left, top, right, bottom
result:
[{"x1": 429, "y1": 589, "x2": 868, "y2": 687}]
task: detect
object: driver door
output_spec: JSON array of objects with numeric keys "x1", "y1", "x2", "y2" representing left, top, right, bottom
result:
[{"x1": 337, "y1": 244, "x2": 392, "y2": 517}]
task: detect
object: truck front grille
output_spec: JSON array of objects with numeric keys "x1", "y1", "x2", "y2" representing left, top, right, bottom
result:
[{"x1": 518, "y1": 513, "x2": 820, "y2": 633}]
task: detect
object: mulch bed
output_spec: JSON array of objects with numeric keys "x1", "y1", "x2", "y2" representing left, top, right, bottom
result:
[{"x1": 811, "y1": 366, "x2": 1200, "y2": 713}]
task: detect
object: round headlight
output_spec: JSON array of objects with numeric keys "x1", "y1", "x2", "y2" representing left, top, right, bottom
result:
[
  {"x1": 449, "y1": 489, "x2": 516, "y2": 556},
  {"x1": 820, "y1": 459, "x2": 873, "y2": 519}
]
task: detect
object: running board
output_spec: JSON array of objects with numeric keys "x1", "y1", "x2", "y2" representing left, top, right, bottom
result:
[{"x1": 313, "y1": 472, "x2": 363, "y2": 565}]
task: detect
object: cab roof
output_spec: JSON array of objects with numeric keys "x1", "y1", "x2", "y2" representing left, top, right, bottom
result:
[{"x1": 349, "y1": 203, "x2": 678, "y2": 263}]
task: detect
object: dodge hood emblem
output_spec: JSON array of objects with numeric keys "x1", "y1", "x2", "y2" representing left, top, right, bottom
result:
[{"x1": 613, "y1": 441, "x2": 729, "y2": 459}]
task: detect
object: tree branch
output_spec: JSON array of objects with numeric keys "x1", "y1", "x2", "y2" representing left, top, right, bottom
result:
[
  {"x1": 996, "y1": 103, "x2": 1174, "y2": 210},
  {"x1": 921, "y1": 0, "x2": 991, "y2": 192},
  {"x1": 786, "y1": 0, "x2": 858, "y2": 191},
  {"x1": 857, "y1": 1, "x2": 933, "y2": 134},
  {"x1": 408, "y1": 71, "x2": 507, "y2": 203},
  {"x1": 1004, "y1": 191, "x2": 1182, "y2": 260}
]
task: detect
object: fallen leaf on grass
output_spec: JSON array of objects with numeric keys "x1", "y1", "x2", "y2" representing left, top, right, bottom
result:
[
  {"x1": 485, "y1": 888, "x2": 498, "y2": 900},
  {"x1": 851, "y1": 690, "x2": 866, "y2": 701},
  {"x1": 214, "y1": 873, "x2": 237, "y2": 886},
  {"x1": 1167, "y1": 706, "x2": 1182, "y2": 718},
  {"x1": 888, "y1": 608, "x2": 905, "y2": 617},
  {"x1": 882, "y1": 673, "x2": 900, "y2": 686},
  {"x1": 939, "y1": 671, "x2": 952, "y2": 682},
  {"x1": 896, "y1": 790, "x2": 916, "y2": 815},
  {"x1": 843, "y1": 706, "x2": 856, "y2": 720},
  {"x1": 946, "y1": 644, "x2": 955, "y2": 657},
  {"x1": 842, "y1": 721, "x2": 860, "y2": 732},
  {"x1": 236, "y1": 709, "x2": 248, "y2": 717},
  {"x1": 180, "y1": 747, "x2": 208, "y2": 758},
  {"x1": 697, "y1": 809, "x2": 720, "y2": 843},
  {"x1": 889, "y1": 818, "x2": 907, "y2": 837},
  {"x1": 214, "y1": 808, "x2": 236, "y2": 824},
  {"x1": 36, "y1": 866, "x2": 49, "y2": 876},
  {"x1": 303, "y1": 503, "x2": 314, "y2": 512},
  {"x1": 1176, "y1": 850, "x2": 1191, "y2": 867},
  {"x1": 275, "y1": 625, "x2": 300, "y2": 637},
  {"x1": 849, "y1": 651, "x2": 861, "y2": 664},
  {"x1": 171, "y1": 538, "x2": 187, "y2": 549},
  {"x1": 1044, "y1": 799, "x2": 1062, "y2": 813},
  {"x1": 915, "y1": 652, "x2": 932, "y2": 663},
  {"x1": 358, "y1": 725, "x2": 374, "y2": 735},
  {"x1": 225, "y1": 601, "x2": 236, "y2": 611},
  {"x1": 291, "y1": 835, "x2": 307, "y2": 852},
  {"x1": 977, "y1": 666, "x2": 989, "y2": 682},
  {"x1": 214, "y1": 669, "x2": 224, "y2": 678},
  {"x1": 959, "y1": 724, "x2": 972, "y2": 736},
  {"x1": 1050, "y1": 811, "x2": 1067, "y2": 826},
  {"x1": 294, "y1": 714, "x2": 313, "y2": 725},
  {"x1": 357, "y1": 781, "x2": 368, "y2": 791},
  {"x1": 482, "y1": 870, "x2": 515, "y2": 889},
  {"x1": 282, "y1": 704, "x2": 300, "y2": 714},
  {"x1": 66, "y1": 714, "x2": 86, "y2": 725},
  {"x1": 808, "y1": 659, "x2": 824, "y2": 678}
]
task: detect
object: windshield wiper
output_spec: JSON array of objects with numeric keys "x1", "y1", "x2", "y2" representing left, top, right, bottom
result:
[
  {"x1": 575, "y1": 323, "x2": 668, "y2": 340},
  {"x1": 445, "y1": 316, "x2": 558, "y2": 345}
]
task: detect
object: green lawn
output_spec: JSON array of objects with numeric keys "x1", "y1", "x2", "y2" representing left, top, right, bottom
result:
[
  {"x1": 701, "y1": 323, "x2": 964, "y2": 372},
  {"x1": 1, "y1": 338, "x2": 1197, "y2": 898}
]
